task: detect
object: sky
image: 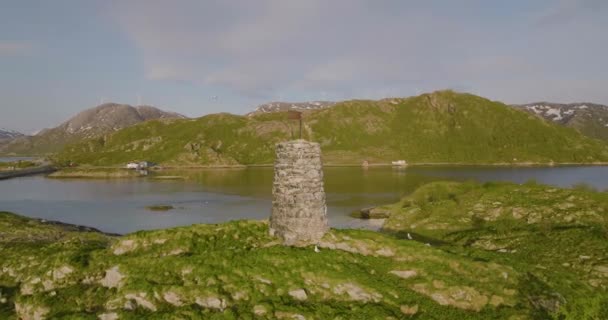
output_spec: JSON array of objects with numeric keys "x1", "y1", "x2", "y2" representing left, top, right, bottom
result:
[{"x1": 1, "y1": 0, "x2": 607, "y2": 133}]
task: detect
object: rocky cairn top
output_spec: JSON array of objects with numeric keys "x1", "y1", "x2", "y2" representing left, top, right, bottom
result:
[{"x1": 269, "y1": 140, "x2": 329, "y2": 245}]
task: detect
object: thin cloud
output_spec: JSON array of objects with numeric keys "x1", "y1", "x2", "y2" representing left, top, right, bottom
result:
[
  {"x1": 106, "y1": 0, "x2": 608, "y2": 103},
  {"x1": 0, "y1": 41, "x2": 33, "y2": 56},
  {"x1": 536, "y1": 0, "x2": 608, "y2": 26}
]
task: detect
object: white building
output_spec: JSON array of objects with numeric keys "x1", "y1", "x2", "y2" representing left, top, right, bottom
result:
[
  {"x1": 391, "y1": 160, "x2": 407, "y2": 167},
  {"x1": 126, "y1": 162, "x2": 140, "y2": 169}
]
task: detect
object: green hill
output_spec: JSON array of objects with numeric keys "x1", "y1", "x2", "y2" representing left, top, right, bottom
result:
[
  {"x1": 55, "y1": 91, "x2": 608, "y2": 166},
  {"x1": 0, "y1": 103, "x2": 185, "y2": 156},
  {"x1": 379, "y1": 181, "x2": 608, "y2": 318}
]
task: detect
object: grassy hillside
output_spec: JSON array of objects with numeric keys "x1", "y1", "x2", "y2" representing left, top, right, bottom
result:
[
  {"x1": 56, "y1": 91, "x2": 608, "y2": 166},
  {"x1": 381, "y1": 181, "x2": 608, "y2": 319},
  {"x1": 0, "y1": 104, "x2": 185, "y2": 156},
  {"x1": 1, "y1": 206, "x2": 605, "y2": 319}
]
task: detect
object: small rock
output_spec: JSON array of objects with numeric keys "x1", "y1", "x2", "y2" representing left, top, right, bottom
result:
[
  {"x1": 52, "y1": 265, "x2": 73, "y2": 280},
  {"x1": 333, "y1": 282, "x2": 382, "y2": 302},
  {"x1": 288, "y1": 289, "x2": 308, "y2": 301},
  {"x1": 490, "y1": 295, "x2": 505, "y2": 306},
  {"x1": 42, "y1": 280, "x2": 54, "y2": 291},
  {"x1": 232, "y1": 290, "x2": 249, "y2": 301},
  {"x1": 255, "y1": 277, "x2": 273, "y2": 285},
  {"x1": 100, "y1": 266, "x2": 125, "y2": 289},
  {"x1": 166, "y1": 248, "x2": 186, "y2": 256},
  {"x1": 275, "y1": 311, "x2": 306, "y2": 320},
  {"x1": 123, "y1": 300, "x2": 135, "y2": 311},
  {"x1": 390, "y1": 270, "x2": 418, "y2": 279},
  {"x1": 163, "y1": 291, "x2": 183, "y2": 306},
  {"x1": 400, "y1": 304, "x2": 419, "y2": 316},
  {"x1": 125, "y1": 292, "x2": 157, "y2": 311},
  {"x1": 375, "y1": 248, "x2": 395, "y2": 257},
  {"x1": 432, "y1": 280, "x2": 445, "y2": 289},
  {"x1": 153, "y1": 238, "x2": 167, "y2": 244},
  {"x1": 98, "y1": 312, "x2": 119, "y2": 320},
  {"x1": 593, "y1": 265, "x2": 608, "y2": 275},
  {"x1": 196, "y1": 297, "x2": 226, "y2": 310},
  {"x1": 113, "y1": 239, "x2": 137, "y2": 255},
  {"x1": 253, "y1": 305, "x2": 267, "y2": 315},
  {"x1": 15, "y1": 302, "x2": 49, "y2": 320}
]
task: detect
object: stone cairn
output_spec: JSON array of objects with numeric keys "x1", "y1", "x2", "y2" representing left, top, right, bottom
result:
[{"x1": 269, "y1": 140, "x2": 329, "y2": 245}]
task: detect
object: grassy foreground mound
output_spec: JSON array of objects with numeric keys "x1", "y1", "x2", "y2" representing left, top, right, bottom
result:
[
  {"x1": 2, "y1": 209, "x2": 592, "y2": 319},
  {"x1": 383, "y1": 181, "x2": 608, "y2": 319},
  {"x1": 55, "y1": 91, "x2": 608, "y2": 166}
]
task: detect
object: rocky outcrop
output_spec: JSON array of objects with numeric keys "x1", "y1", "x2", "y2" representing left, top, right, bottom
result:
[
  {"x1": 351, "y1": 206, "x2": 391, "y2": 219},
  {"x1": 269, "y1": 140, "x2": 329, "y2": 245}
]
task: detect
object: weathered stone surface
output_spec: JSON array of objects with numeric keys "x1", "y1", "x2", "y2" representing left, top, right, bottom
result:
[
  {"x1": 269, "y1": 140, "x2": 328, "y2": 245},
  {"x1": 124, "y1": 292, "x2": 157, "y2": 311},
  {"x1": 288, "y1": 288, "x2": 308, "y2": 301},
  {"x1": 253, "y1": 304, "x2": 267, "y2": 315},
  {"x1": 163, "y1": 291, "x2": 183, "y2": 306},
  {"x1": 400, "y1": 304, "x2": 419, "y2": 316},
  {"x1": 332, "y1": 282, "x2": 382, "y2": 302},
  {"x1": 196, "y1": 296, "x2": 227, "y2": 310},
  {"x1": 15, "y1": 302, "x2": 49, "y2": 320},
  {"x1": 390, "y1": 270, "x2": 419, "y2": 279},
  {"x1": 98, "y1": 312, "x2": 119, "y2": 320},
  {"x1": 100, "y1": 266, "x2": 125, "y2": 289}
]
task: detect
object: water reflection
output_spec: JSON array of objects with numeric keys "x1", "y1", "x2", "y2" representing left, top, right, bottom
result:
[{"x1": 0, "y1": 166, "x2": 607, "y2": 234}]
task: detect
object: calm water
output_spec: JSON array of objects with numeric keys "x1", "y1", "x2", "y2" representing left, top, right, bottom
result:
[
  {"x1": 1, "y1": 166, "x2": 607, "y2": 234},
  {"x1": 0, "y1": 156, "x2": 37, "y2": 163}
]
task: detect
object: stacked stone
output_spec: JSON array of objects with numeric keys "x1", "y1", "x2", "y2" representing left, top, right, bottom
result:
[{"x1": 269, "y1": 139, "x2": 328, "y2": 245}]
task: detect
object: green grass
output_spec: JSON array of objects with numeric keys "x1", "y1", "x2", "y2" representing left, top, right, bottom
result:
[
  {"x1": 2, "y1": 179, "x2": 608, "y2": 320},
  {"x1": 54, "y1": 91, "x2": 608, "y2": 166},
  {"x1": 0, "y1": 160, "x2": 37, "y2": 170},
  {"x1": 145, "y1": 205, "x2": 174, "y2": 212},
  {"x1": 382, "y1": 181, "x2": 608, "y2": 319},
  {"x1": 0, "y1": 209, "x2": 588, "y2": 319}
]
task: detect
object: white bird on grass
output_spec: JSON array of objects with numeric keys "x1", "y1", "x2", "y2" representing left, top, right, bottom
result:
[
  {"x1": 406, "y1": 233, "x2": 413, "y2": 240},
  {"x1": 314, "y1": 245, "x2": 320, "y2": 253}
]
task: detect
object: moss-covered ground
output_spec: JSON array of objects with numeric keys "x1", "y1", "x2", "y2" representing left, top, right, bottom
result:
[
  {"x1": 383, "y1": 181, "x2": 608, "y2": 319},
  {"x1": 1, "y1": 181, "x2": 607, "y2": 319}
]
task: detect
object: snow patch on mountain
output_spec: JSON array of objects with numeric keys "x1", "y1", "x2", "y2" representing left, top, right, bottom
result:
[
  {"x1": 0, "y1": 128, "x2": 24, "y2": 140},
  {"x1": 247, "y1": 101, "x2": 336, "y2": 116},
  {"x1": 513, "y1": 101, "x2": 608, "y2": 141}
]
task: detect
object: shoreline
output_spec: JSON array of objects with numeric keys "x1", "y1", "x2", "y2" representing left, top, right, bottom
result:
[
  {"x1": 54, "y1": 161, "x2": 608, "y2": 171},
  {"x1": 0, "y1": 165, "x2": 56, "y2": 180}
]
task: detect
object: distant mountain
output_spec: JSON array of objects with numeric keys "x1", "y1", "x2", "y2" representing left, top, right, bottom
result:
[
  {"x1": 0, "y1": 128, "x2": 24, "y2": 141},
  {"x1": 247, "y1": 101, "x2": 336, "y2": 116},
  {"x1": 0, "y1": 103, "x2": 186, "y2": 155},
  {"x1": 514, "y1": 102, "x2": 608, "y2": 142},
  {"x1": 56, "y1": 91, "x2": 608, "y2": 166}
]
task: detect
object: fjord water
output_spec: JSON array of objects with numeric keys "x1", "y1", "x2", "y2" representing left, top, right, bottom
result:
[
  {"x1": 1, "y1": 166, "x2": 608, "y2": 234},
  {"x1": 0, "y1": 156, "x2": 37, "y2": 163}
]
